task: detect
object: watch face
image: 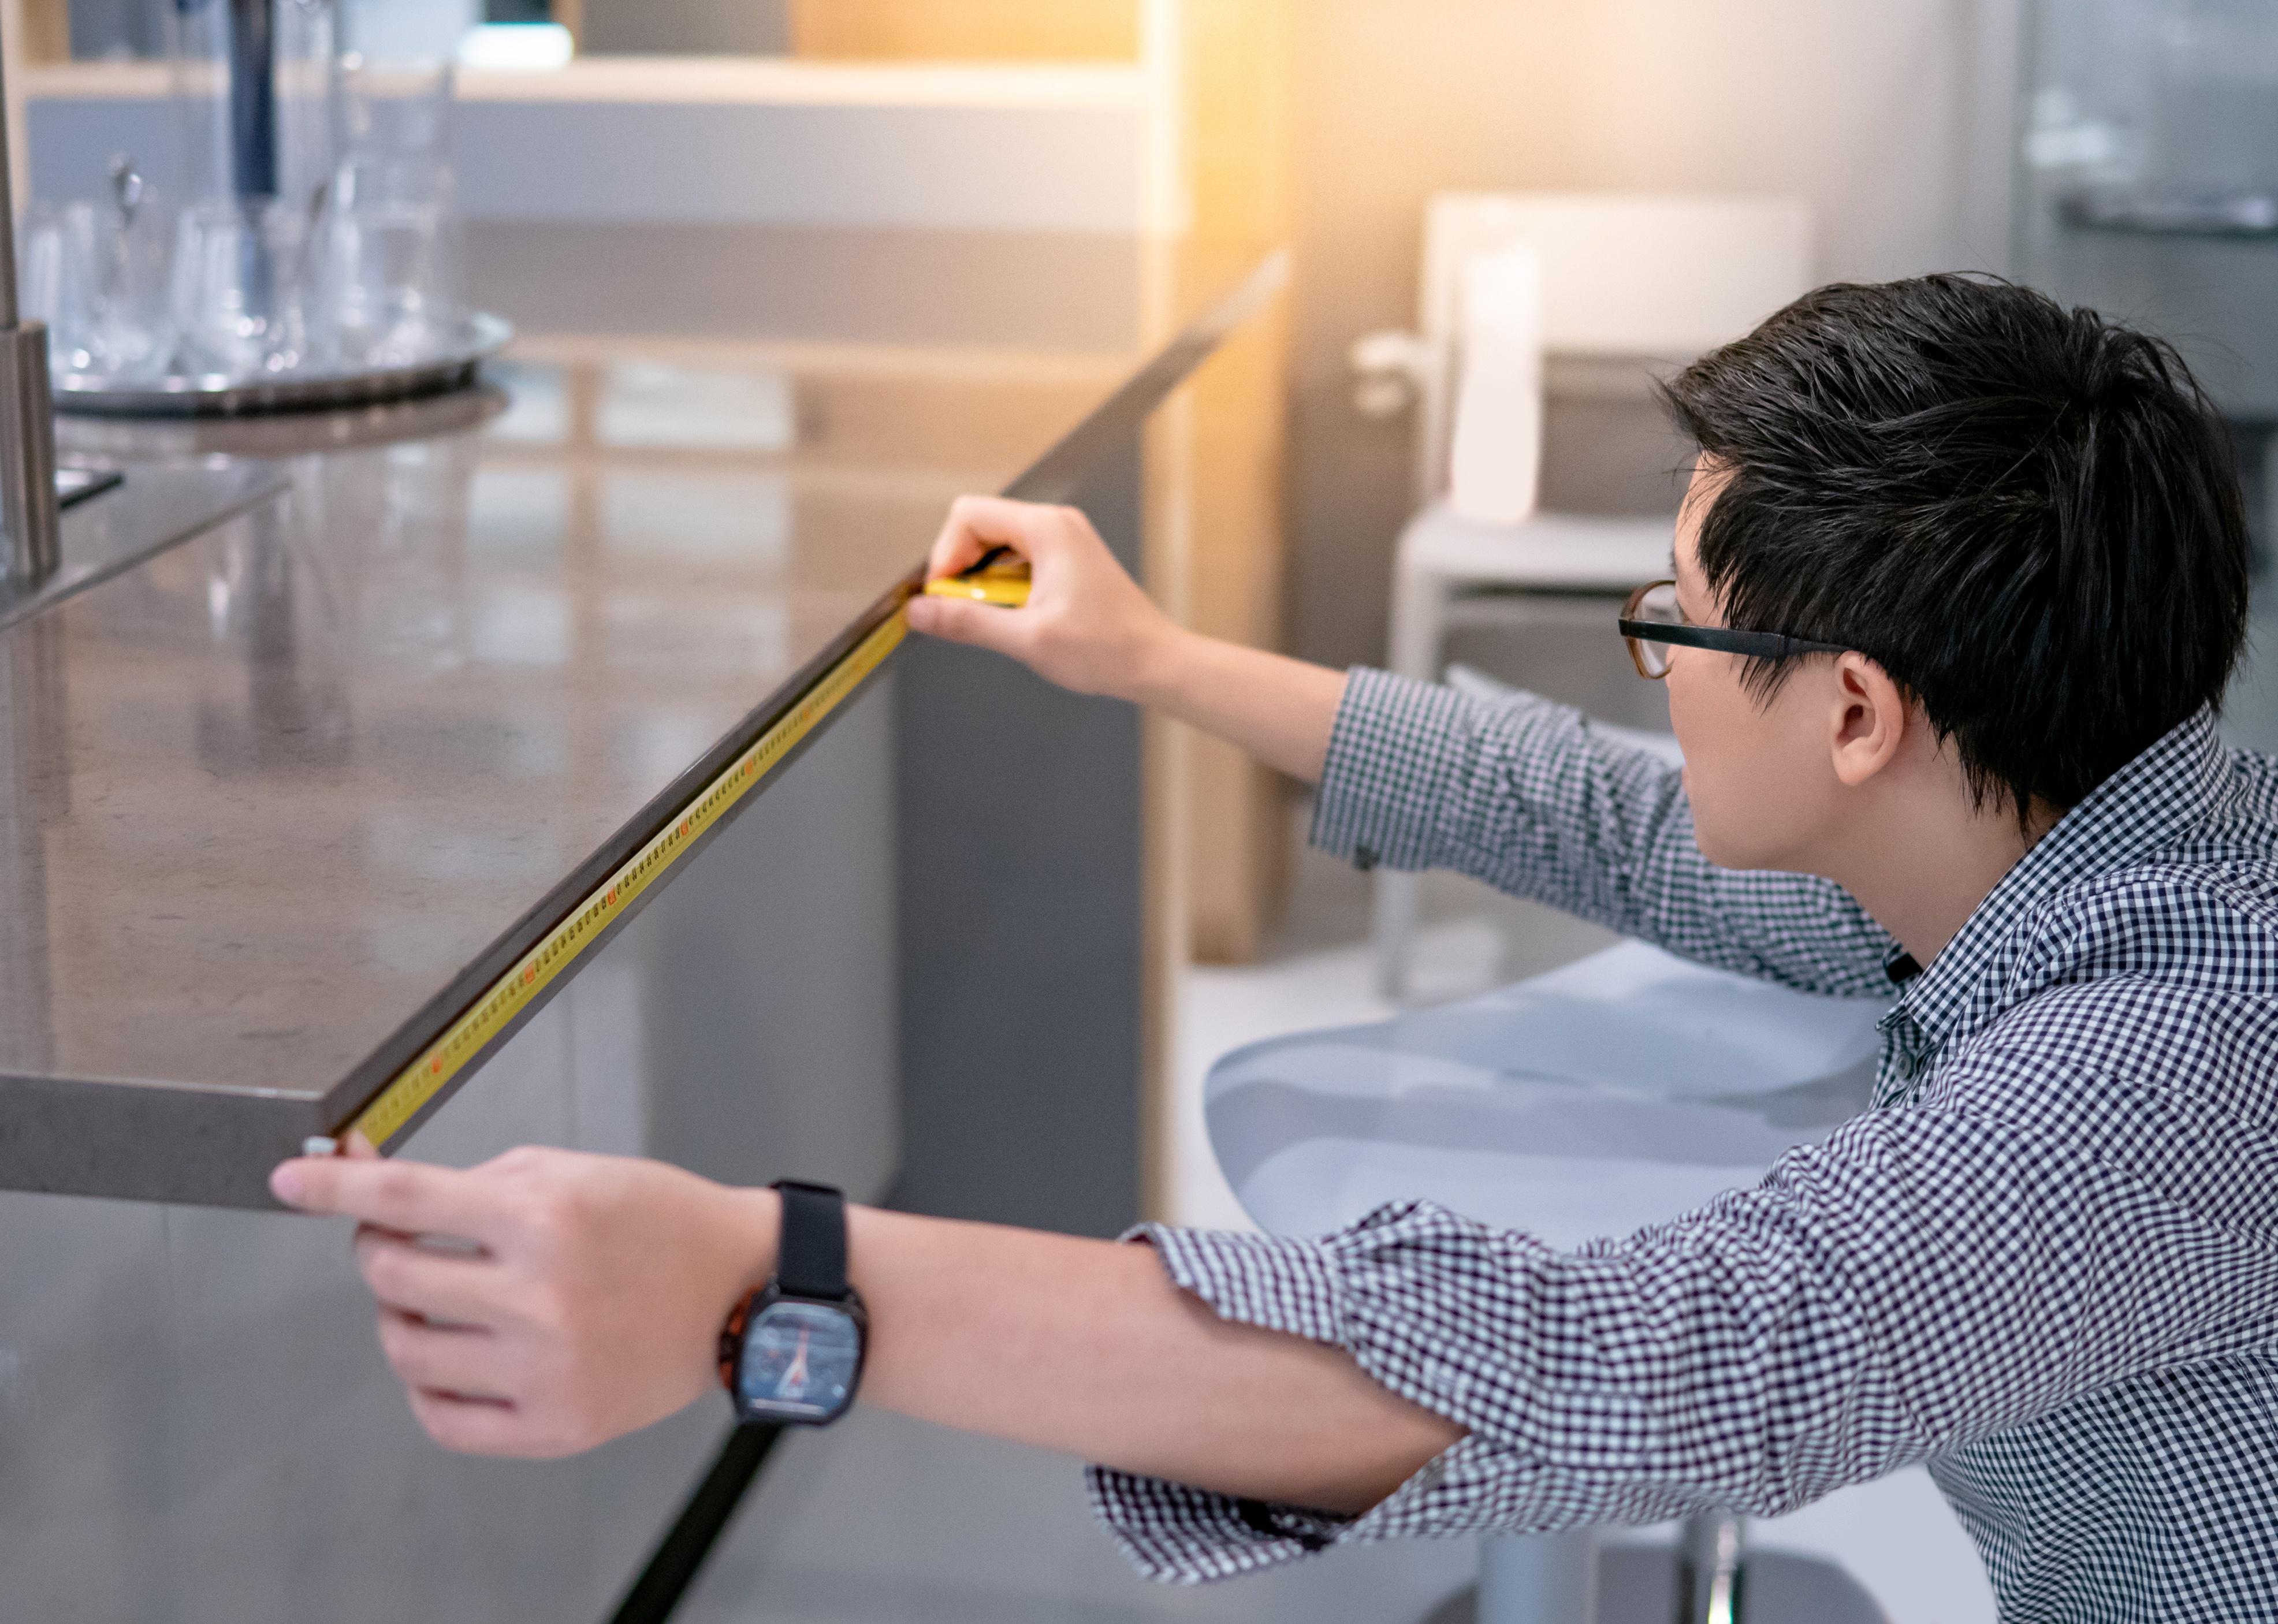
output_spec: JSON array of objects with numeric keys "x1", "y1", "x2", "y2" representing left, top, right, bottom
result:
[{"x1": 738, "y1": 1299, "x2": 861, "y2": 1421}]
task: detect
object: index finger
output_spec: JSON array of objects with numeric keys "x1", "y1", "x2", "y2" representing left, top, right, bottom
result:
[
  {"x1": 924, "y1": 495, "x2": 1053, "y2": 581},
  {"x1": 271, "y1": 1154, "x2": 505, "y2": 1245}
]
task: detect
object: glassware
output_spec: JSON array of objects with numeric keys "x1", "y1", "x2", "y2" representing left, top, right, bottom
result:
[
  {"x1": 22, "y1": 200, "x2": 177, "y2": 383},
  {"x1": 321, "y1": 55, "x2": 463, "y2": 368},
  {"x1": 20, "y1": 204, "x2": 96, "y2": 375},
  {"x1": 321, "y1": 189, "x2": 459, "y2": 368},
  {"x1": 169, "y1": 0, "x2": 341, "y2": 213},
  {"x1": 170, "y1": 199, "x2": 317, "y2": 380},
  {"x1": 45, "y1": 6, "x2": 490, "y2": 402},
  {"x1": 90, "y1": 195, "x2": 180, "y2": 382},
  {"x1": 334, "y1": 54, "x2": 456, "y2": 169}
]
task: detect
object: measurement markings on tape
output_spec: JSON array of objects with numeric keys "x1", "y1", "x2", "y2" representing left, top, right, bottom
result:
[{"x1": 347, "y1": 608, "x2": 909, "y2": 1150}]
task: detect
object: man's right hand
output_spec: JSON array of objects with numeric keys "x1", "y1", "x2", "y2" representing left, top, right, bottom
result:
[
  {"x1": 904, "y1": 496, "x2": 1182, "y2": 702},
  {"x1": 906, "y1": 493, "x2": 1348, "y2": 783}
]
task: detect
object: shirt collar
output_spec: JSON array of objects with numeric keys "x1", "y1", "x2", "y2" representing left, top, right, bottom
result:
[{"x1": 1882, "y1": 707, "x2": 2228, "y2": 1055}]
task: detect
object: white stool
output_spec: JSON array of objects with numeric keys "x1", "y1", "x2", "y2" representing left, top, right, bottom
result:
[{"x1": 1206, "y1": 940, "x2": 1891, "y2": 1623}]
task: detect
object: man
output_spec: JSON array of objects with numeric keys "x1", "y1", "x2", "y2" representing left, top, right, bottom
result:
[{"x1": 274, "y1": 276, "x2": 2277, "y2": 1619}]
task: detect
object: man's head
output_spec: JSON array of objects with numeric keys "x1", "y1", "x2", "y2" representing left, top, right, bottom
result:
[{"x1": 1652, "y1": 274, "x2": 2250, "y2": 876}]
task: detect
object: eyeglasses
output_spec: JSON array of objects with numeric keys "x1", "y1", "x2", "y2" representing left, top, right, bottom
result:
[{"x1": 1618, "y1": 579, "x2": 1848, "y2": 680}]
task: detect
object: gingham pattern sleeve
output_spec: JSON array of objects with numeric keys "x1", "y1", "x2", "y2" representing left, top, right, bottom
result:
[
  {"x1": 1311, "y1": 669, "x2": 1897, "y2": 997},
  {"x1": 1085, "y1": 1026, "x2": 2278, "y2": 1584}
]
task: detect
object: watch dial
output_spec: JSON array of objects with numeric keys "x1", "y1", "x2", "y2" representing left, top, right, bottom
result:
[{"x1": 738, "y1": 1300, "x2": 859, "y2": 1420}]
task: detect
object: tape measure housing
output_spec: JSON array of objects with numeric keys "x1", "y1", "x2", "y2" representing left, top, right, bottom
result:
[{"x1": 921, "y1": 572, "x2": 1031, "y2": 608}]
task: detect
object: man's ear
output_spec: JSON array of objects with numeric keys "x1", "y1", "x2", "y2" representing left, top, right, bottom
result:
[{"x1": 1827, "y1": 653, "x2": 1908, "y2": 789}]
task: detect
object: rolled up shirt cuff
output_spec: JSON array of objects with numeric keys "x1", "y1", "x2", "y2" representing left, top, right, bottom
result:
[
  {"x1": 1082, "y1": 1465, "x2": 1352, "y2": 1583},
  {"x1": 1082, "y1": 1215, "x2": 1539, "y2": 1581},
  {"x1": 1085, "y1": 1423, "x2": 1529, "y2": 1583}
]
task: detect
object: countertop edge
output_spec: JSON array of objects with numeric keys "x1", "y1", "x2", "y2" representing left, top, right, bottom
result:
[{"x1": 5, "y1": 241, "x2": 1289, "y2": 1207}]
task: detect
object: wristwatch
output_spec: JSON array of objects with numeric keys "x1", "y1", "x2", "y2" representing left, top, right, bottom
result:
[{"x1": 718, "y1": 1180, "x2": 869, "y2": 1426}]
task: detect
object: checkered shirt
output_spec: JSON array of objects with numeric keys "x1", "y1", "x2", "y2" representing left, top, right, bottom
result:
[{"x1": 1087, "y1": 669, "x2": 2278, "y2": 1622}]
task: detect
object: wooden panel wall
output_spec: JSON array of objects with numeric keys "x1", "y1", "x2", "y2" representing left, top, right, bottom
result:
[
  {"x1": 17, "y1": 0, "x2": 66, "y2": 64},
  {"x1": 788, "y1": 1, "x2": 1141, "y2": 61},
  {"x1": 553, "y1": 0, "x2": 587, "y2": 53},
  {"x1": 1174, "y1": 0, "x2": 1293, "y2": 966}
]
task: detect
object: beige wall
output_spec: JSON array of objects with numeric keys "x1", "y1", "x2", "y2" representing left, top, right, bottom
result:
[
  {"x1": 1289, "y1": 0, "x2": 2023, "y2": 670},
  {"x1": 787, "y1": 0, "x2": 1140, "y2": 60}
]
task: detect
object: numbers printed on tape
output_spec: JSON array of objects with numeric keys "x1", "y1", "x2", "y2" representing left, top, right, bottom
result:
[{"x1": 347, "y1": 610, "x2": 909, "y2": 1149}]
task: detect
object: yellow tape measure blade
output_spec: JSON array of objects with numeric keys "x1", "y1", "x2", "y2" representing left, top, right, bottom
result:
[{"x1": 347, "y1": 609, "x2": 907, "y2": 1148}]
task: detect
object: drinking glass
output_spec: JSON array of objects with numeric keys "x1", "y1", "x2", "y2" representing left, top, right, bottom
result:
[
  {"x1": 322, "y1": 55, "x2": 464, "y2": 368},
  {"x1": 24, "y1": 200, "x2": 177, "y2": 382},
  {"x1": 321, "y1": 176, "x2": 461, "y2": 368},
  {"x1": 170, "y1": 199, "x2": 317, "y2": 380},
  {"x1": 19, "y1": 203, "x2": 96, "y2": 375},
  {"x1": 334, "y1": 54, "x2": 456, "y2": 167},
  {"x1": 90, "y1": 195, "x2": 178, "y2": 380}
]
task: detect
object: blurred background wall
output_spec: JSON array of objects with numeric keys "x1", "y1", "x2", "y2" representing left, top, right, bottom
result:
[
  {"x1": 1287, "y1": 0, "x2": 2024, "y2": 671},
  {"x1": 36, "y1": 0, "x2": 2174, "y2": 964}
]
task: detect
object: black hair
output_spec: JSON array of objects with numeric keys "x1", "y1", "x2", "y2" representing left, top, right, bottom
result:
[{"x1": 1659, "y1": 273, "x2": 2251, "y2": 819}]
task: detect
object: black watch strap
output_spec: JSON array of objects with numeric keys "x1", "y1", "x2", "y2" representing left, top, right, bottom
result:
[{"x1": 771, "y1": 1179, "x2": 850, "y2": 1301}]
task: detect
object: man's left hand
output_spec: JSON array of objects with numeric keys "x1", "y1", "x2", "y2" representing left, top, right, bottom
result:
[{"x1": 270, "y1": 1142, "x2": 777, "y2": 1457}]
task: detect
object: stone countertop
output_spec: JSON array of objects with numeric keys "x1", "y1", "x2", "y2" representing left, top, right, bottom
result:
[{"x1": 3, "y1": 224, "x2": 1280, "y2": 1206}]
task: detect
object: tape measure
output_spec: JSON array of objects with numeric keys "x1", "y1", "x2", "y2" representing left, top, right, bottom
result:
[
  {"x1": 922, "y1": 573, "x2": 1030, "y2": 608},
  {"x1": 920, "y1": 545, "x2": 1032, "y2": 609},
  {"x1": 344, "y1": 604, "x2": 910, "y2": 1151}
]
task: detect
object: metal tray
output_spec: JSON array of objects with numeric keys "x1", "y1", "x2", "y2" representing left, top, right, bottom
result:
[{"x1": 54, "y1": 312, "x2": 513, "y2": 419}]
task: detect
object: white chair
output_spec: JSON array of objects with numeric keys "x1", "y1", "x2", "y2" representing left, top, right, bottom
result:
[
  {"x1": 1355, "y1": 192, "x2": 1814, "y2": 1001},
  {"x1": 1207, "y1": 937, "x2": 1892, "y2": 1624}
]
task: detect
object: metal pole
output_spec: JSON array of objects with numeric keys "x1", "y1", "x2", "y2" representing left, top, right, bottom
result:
[
  {"x1": 1478, "y1": 1530, "x2": 1599, "y2": 1623},
  {"x1": 1678, "y1": 1512, "x2": 1747, "y2": 1624},
  {"x1": 228, "y1": 0, "x2": 280, "y2": 203},
  {"x1": 602, "y1": 1424, "x2": 784, "y2": 1624},
  {"x1": 0, "y1": 39, "x2": 16, "y2": 333},
  {"x1": 0, "y1": 19, "x2": 57, "y2": 587}
]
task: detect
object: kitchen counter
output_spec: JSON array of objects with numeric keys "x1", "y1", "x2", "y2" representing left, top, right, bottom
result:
[{"x1": 5, "y1": 223, "x2": 1281, "y2": 1206}]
